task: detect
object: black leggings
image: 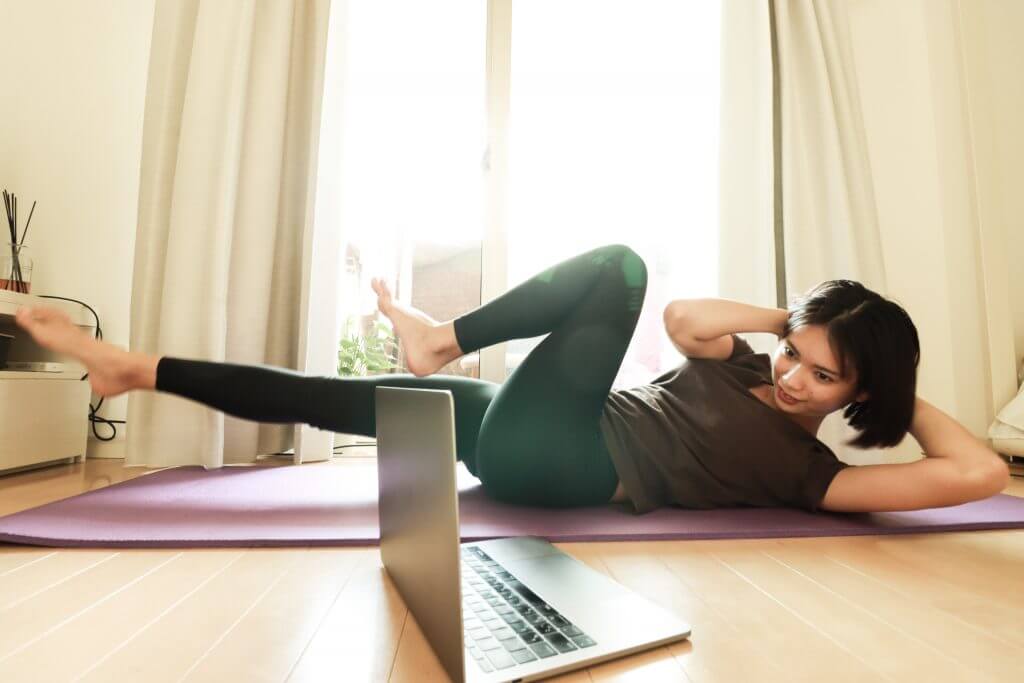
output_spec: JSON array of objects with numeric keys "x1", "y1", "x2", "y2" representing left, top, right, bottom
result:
[{"x1": 156, "y1": 243, "x2": 648, "y2": 507}]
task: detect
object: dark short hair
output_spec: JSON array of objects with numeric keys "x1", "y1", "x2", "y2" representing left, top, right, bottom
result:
[{"x1": 780, "y1": 280, "x2": 920, "y2": 449}]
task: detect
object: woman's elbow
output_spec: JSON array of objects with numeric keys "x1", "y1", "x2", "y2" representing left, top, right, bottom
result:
[
  {"x1": 663, "y1": 301, "x2": 689, "y2": 331},
  {"x1": 969, "y1": 457, "x2": 1011, "y2": 499}
]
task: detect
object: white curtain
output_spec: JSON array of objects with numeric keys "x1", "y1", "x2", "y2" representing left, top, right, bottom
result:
[
  {"x1": 126, "y1": 0, "x2": 344, "y2": 468},
  {"x1": 719, "y1": 0, "x2": 892, "y2": 465}
]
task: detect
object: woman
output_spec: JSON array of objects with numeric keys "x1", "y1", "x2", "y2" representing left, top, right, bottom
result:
[{"x1": 14, "y1": 244, "x2": 1008, "y2": 514}]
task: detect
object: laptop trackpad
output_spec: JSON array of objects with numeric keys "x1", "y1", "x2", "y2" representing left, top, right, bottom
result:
[
  {"x1": 504, "y1": 553, "x2": 688, "y2": 641},
  {"x1": 505, "y1": 554, "x2": 633, "y2": 610}
]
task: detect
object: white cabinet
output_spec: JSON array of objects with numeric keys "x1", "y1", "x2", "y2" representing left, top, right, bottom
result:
[{"x1": 0, "y1": 290, "x2": 95, "y2": 475}]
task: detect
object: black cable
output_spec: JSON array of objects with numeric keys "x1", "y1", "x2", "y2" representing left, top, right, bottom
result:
[
  {"x1": 264, "y1": 443, "x2": 378, "y2": 457},
  {"x1": 35, "y1": 295, "x2": 125, "y2": 441}
]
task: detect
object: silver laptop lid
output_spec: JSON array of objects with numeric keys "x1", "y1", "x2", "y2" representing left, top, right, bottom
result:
[{"x1": 376, "y1": 386, "x2": 465, "y2": 682}]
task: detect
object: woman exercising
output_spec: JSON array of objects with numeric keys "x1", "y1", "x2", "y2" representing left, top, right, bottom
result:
[{"x1": 14, "y1": 243, "x2": 1008, "y2": 514}]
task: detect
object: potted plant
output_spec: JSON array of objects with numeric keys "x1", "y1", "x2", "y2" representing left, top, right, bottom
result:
[
  {"x1": 337, "y1": 319, "x2": 400, "y2": 377},
  {"x1": 335, "y1": 319, "x2": 400, "y2": 451}
]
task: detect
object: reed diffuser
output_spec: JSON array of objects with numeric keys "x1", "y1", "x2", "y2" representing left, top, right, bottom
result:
[{"x1": 2, "y1": 189, "x2": 36, "y2": 294}]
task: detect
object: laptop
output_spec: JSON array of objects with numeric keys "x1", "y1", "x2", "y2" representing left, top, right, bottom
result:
[{"x1": 375, "y1": 386, "x2": 692, "y2": 682}]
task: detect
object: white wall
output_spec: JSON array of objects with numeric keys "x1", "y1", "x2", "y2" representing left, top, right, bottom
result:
[{"x1": 0, "y1": 0, "x2": 155, "y2": 457}]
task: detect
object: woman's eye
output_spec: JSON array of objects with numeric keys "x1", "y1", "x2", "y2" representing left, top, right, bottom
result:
[{"x1": 817, "y1": 373, "x2": 831, "y2": 382}]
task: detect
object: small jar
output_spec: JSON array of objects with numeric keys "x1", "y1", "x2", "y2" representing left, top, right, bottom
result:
[{"x1": 0, "y1": 243, "x2": 32, "y2": 294}]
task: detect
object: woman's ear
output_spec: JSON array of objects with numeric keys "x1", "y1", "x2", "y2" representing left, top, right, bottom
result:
[{"x1": 854, "y1": 389, "x2": 869, "y2": 403}]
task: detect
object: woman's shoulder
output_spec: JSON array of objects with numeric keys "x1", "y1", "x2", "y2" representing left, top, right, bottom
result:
[{"x1": 710, "y1": 334, "x2": 773, "y2": 386}]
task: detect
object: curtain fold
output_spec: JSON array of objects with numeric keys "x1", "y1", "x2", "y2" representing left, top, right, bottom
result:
[
  {"x1": 717, "y1": 0, "x2": 776, "y2": 352},
  {"x1": 773, "y1": 0, "x2": 888, "y2": 293},
  {"x1": 720, "y1": 0, "x2": 891, "y2": 465},
  {"x1": 771, "y1": 0, "x2": 890, "y2": 465},
  {"x1": 127, "y1": 0, "x2": 338, "y2": 468}
]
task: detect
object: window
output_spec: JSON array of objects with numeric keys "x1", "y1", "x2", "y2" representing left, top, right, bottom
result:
[
  {"x1": 336, "y1": 1, "x2": 486, "y2": 378},
  {"x1": 336, "y1": 0, "x2": 721, "y2": 388}
]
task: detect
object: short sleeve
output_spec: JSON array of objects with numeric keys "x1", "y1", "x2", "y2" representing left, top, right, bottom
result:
[
  {"x1": 798, "y1": 444, "x2": 851, "y2": 513},
  {"x1": 723, "y1": 334, "x2": 772, "y2": 385},
  {"x1": 727, "y1": 334, "x2": 756, "y2": 361}
]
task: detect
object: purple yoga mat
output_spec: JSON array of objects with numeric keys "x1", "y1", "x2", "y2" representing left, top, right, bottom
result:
[{"x1": 2, "y1": 461, "x2": 1023, "y2": 548}]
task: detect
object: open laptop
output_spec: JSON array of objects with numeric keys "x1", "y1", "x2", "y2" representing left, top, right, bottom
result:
[{"x1": 375, "y1": 386, "x2": 691, "y2": 682}]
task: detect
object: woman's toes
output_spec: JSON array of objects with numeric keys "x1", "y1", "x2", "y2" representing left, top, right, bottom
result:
[
  {"x1": 15, "y1": 307, "x2": 34, "y2": 326},
  {"x1": 372, "y1": 278, "x2": 393, "y2": 315},
  {"x1": 11, "y1": 305, "x2": 86, "y2": 356}
]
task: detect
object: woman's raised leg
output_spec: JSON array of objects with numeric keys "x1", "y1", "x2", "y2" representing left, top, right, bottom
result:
[
  {"x1": 153, "y1": 360, "x2": 497, "y2": 475},
  {"x1": 13, "y1": 305, "x2": 498, "y2": 475},
  {"x1": 14, "y1": 306, "x2": 159, "y2": 397},
  {"x1": 467, "y1": 244, "x2": 647, "y2": 507},
  {"x1": 16, "y1": 242, "x2": 648, "y2": 504},
  {"x1": 376, "y1": 243, "x2": 648, "y2": 508}
]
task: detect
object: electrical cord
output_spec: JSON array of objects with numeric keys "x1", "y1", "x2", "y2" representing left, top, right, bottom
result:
[
  {"x1": 36, "y1": 295, "x2": 125, "y2": 441},
  {"x1": 266, "y1": 443, "x2": 378, "y2": 457}
]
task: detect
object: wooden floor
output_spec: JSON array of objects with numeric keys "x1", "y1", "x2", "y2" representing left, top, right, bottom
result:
[{"x1": 1, "y1": 457, "x2": 1022, "y2": 682}]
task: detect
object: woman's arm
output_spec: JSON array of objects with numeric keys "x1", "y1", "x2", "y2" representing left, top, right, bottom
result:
[
  {"x1": 909, "y1": 396, "x2": 1007, "y2": 472},
  {"x1": 819, "y1": 397, "x2": 1010, "y2": 513},
  {"x1": 664, "y1": 299, "x2": 789, "y2": 360}
]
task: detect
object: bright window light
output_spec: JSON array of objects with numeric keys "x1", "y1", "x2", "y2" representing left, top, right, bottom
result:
[
  {"x1": 334, "y1": 0, "x2": 721, "y2": 387},
  {"x1": 506, "y1": 0, "x2": 721, "y2": 386}
]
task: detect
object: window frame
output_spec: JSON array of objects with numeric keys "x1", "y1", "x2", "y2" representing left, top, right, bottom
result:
[
  {"x1": 478, "y1": 0, "x2": 513, "y2": 383},
  {"x1": 422, "y1": 0, "x2": 719, "y2": 384}
]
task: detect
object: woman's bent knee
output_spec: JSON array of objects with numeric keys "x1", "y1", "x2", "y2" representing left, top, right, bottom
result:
[{"x1": 596, "y1": 244, "x2": 648, "y2": 289}]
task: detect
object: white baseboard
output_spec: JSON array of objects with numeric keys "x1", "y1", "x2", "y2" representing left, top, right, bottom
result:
[{"x1": 86, "y1": 435, "x2": 127, "y2": 460}]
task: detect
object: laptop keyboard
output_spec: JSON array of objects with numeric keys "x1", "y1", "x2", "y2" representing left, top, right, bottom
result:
[{"x1": 460, "y1": 546, "x2": 597, "y2": 673}]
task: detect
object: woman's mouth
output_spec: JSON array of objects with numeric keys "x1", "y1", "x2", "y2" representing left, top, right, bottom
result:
[{"x1": 776, "y1": 385, "x2": 801, "y2": 405}]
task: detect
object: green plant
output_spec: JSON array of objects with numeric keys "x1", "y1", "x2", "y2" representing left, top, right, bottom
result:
[{"x1": 338, "y1": 320, "x2": 400, "y2": 376}]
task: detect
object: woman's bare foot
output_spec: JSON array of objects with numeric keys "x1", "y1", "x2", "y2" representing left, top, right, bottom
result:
[
  {"x1": 370, "y1": 277, "x2": 463, "y2": 377},
  {"x1": 13, "y1": 306, "x2": 157, "y2": 397}
]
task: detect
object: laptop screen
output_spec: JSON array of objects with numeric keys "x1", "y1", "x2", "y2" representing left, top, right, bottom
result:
[{"x1": 376, "y1": 386, "x2": 466, "y2": 682}]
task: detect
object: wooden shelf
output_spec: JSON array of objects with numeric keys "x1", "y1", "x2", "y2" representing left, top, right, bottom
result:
[
  {"x1": 0, "y1": 370, "x2": 85, "y2": 380},
  {"x1": 0, "y1": 289, "x2": 95, "y2": 474},
  {"x1": 0, "y1": 288, "x2": 96, "y2": 326}
]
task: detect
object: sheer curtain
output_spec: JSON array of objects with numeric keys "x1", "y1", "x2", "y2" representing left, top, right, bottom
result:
[
  {"x1": 333, "y1": 1, "x2": 723, "y2": 392},
  {"x1": 770, "y1": 0, "x2": 891, "y2": 465},
  {"x1": 722, "y1": 0, "x2": 1015, "y2": 465},
  {"x1": 504, "y1": 0, "x2": 723, "y2": 390},
  {"x1": 720, "y1": 0, "x2": 893, "y2": 465},
  {"x1": 126, "y1": 0, "x2": 342, "y2": 468}
]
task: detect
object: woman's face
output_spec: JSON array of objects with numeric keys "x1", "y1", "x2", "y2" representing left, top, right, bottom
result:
[{"x1": 770, "y1": 324, "x2": 867, "y2": 417}]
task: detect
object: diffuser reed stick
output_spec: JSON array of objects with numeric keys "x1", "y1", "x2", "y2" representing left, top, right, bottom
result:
[{"x1": 2, "y1": 189, "x2": 36, "y2": 294}]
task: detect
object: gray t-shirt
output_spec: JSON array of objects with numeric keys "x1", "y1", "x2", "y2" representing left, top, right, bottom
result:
[{"x1": 598, "y1": 334, "x2": 850, "y2": 515}]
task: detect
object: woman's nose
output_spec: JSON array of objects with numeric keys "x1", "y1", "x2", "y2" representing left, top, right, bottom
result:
[{"x1": 782, "y1": 366, "x2": 804, "y2": 389}]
